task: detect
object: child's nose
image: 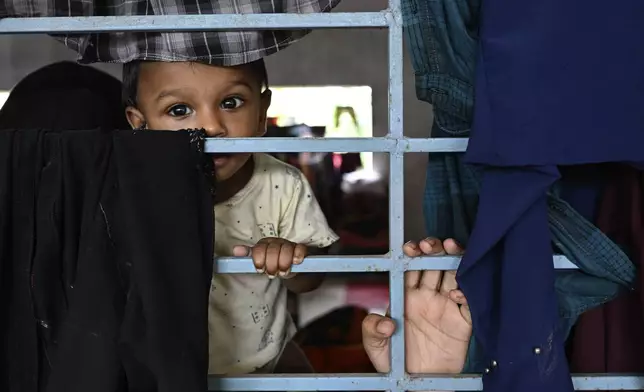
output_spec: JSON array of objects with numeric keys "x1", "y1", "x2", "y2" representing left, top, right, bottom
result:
[
  {"x1": 200, "y1": 113, "x2": 226, "y2": 137},
  {"x1": 204, "y1": 128, "x2": 225, "y2": 138}
]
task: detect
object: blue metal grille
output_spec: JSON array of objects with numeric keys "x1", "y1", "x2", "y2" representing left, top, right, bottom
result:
[{"x1": 2, "y1": 1, "x2": 644, "y2": 390}]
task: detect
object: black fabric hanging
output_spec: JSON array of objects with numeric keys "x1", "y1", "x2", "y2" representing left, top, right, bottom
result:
[{"x1": 0, "y1": 128, "x2": 214, "y2": 392}]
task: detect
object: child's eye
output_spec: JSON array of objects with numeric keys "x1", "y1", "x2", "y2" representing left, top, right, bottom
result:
[
  {"x1": 220, "y1": 97, "x2": 244, "y2": 110},
  {"x1": 167, "y1": 104, "x2": 193, "y2": 117}
]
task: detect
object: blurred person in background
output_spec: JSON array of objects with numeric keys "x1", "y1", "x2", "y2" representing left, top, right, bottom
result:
[{"x1": 0, "y1": 61, "x2": 128, "y2": 130}]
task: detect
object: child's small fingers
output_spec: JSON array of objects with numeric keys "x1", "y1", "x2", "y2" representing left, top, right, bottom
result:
[
  {"x1": 233, "y1": 245, "x2": 252, "y2": 257},
  {"x1": 443, "y1": 238, "x2": 465, "y2": 256},
  {"x1": 419, "y1": 237, "x2": 445, "y2": 256},
  {"x1": 278, "y1": 245, "x2": 294, "y2": 276},
  {"x1": 250, "y1": 244, "x2": 268, "y2": 273},
  {"x1": 449, "y1": 289, "x2": 468, "y2": 306},
  {"x1": 292, "y1": 243, "x2": 308, "y2": 265},
  {"x1": 403, "y1": 241, "x2": 422, "y2": 257},
  {"x1": 264, "y1": 242, "x2": 282, "y2": 278}
]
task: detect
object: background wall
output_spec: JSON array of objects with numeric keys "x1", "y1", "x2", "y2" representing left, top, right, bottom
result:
[{"x1": 0, "y1": 0, "x2": 434, "y2": 240}]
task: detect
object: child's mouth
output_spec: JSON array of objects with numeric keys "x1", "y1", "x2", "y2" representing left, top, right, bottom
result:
[{"x1": 212, "y1": 153, "x2": 232, "y2": 167}]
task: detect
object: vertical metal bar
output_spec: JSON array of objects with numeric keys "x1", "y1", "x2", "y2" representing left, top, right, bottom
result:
[
  {"x1": 387, "y1": 0, "x2": 406, "y2": 386},
  {"x1": 387, "y1": 2, "x2": 404, "y2": 140},
  {"x1": 388, "y1": 257, "x2": 406, "y2": 380}
]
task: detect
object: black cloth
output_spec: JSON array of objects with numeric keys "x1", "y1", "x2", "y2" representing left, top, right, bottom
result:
[{"x1": 0, "y1": 128, "x2": 214, "y2": 392}]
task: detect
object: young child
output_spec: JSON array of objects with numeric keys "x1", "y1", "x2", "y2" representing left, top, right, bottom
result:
[{"x1": 122, "y1": 59, "x2": 339, "y2": 375}]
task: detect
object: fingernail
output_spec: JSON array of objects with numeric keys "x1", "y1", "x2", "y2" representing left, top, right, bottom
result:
[
  {"x1": 404, "y1": 240, "x2": 417, "y2": 249},
  {"x1": 278, "y1": 270, "x2": 289, "y2": 277},
  {"x1": 425, "y1": 237, "x2": 436, "y2": 246},
  {"x1": 376, "y1": 320, "x2": 393, "y2": 334},
  {"x1": 256, "y1": 267, "x2": 265, "y2": 274},
  {"x1": 267, "y1": 274, "x2": 276, "y2": 280}
]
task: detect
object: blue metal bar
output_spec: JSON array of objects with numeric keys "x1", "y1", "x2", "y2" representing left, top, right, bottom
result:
[
  {"x1": 213, "y1": 255, "x2": 577, "y2": 273},
  {"x1": 0, "y1": 13, "x2": 389, "y2": 35},
  {"x1": 206, "y1": 137, "x2": 396, "y2": 153},
  {"x1": 387, "y1": 3, "x2": 404, "y2": 140},
  {"x1": 571, "y1": 375, "x2": 644, "y2": 390},
  {"x1": 207, "y1": 374, "x2": 644, "y2": 391},
  {"x1": 388, "y1": 263, "x2": 406, "y2": 379},
  {"x1": 209, "y1": 374, "x2": 392, "y2": 391},
  {"x1": 209, "y1": 374, "x2": 485, "y2": 391},
  {"x1": 204, "y1": 137, "x2": 468, "y2": 153},
  {"x1": 406, "y1": 137, "x2": 469, "y2": 152},
  {"x1": 215, "y1": 256, "x2": 392, "y2": 273},
  {"x1": 387, "y1": 0, "x2": 406, "y2": 383}
]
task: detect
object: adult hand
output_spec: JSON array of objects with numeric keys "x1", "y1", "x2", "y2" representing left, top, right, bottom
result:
[{"x1": 362, "y1": 238, "x2": 472, "y2": 374}]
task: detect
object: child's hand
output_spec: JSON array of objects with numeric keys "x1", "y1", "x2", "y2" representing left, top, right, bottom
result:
[
  {"x1": 233, "y1": 237, "x2": 308, "y2": 279},
  {"x1": 403, "y1": 237, "x2": 464, "y2": 257}
]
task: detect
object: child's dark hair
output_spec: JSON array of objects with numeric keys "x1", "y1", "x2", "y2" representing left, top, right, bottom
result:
[{"x1": 122, "y1": 59, "x2": 269, "y2": 107}]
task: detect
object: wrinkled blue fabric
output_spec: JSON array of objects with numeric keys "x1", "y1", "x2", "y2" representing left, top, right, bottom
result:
[
  {"x1": 459, "y1": 0, "x2": 644, "y2": 391},
  {"x1": 401, "y1": 0, "x2": 639, "y2": 387}
]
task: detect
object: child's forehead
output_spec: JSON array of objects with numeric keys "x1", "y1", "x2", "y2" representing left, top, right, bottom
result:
[{"x1": 138, "y1": 61, "x2": 257, "y2": 90}]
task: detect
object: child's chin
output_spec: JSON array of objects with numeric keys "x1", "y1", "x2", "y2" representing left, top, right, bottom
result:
[{"x1": 214, "y1": 168, "x2": 235, "y2": 182}]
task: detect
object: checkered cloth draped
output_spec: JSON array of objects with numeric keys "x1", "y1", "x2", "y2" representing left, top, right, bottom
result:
[{"x1": 0, "y1": 0, "x2": 341, "y2": 64}]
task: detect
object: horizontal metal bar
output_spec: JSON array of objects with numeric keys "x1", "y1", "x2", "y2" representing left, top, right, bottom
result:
[
  {"x1": 571, "y1": 374, "x2": 644, "y2": 390},
  {"x1": 215, "y1": 256, "x2": 390, "y2": 273},
  {"x1": 204, "y1": 137, "x2": 468, "y2": 153},
  {"x1": 214, "y1": 255, "x2": 577, "y2": 273},
  {"x1": 208, "y1": 374, "x2": 480, "y2": 391},
  {"x1": 0, "y1": 12, "x2": 389, "y2": 35},
  {"x1": 406, "y1": 137, "x2": 468, "y2": 152},
  {"x1": 207, "y1": 137, "x2": 396, "y2": 153},
  {"x1": 208, "y1": 374, "x2": 644, "y2": 391}
]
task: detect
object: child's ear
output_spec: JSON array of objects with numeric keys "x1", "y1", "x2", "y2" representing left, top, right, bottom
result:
[
  {"x1": 257, "y1": 89, "x2": 272, "y2": 137},
  {"x1": 125, "y1": 106, "x2": 146, "y2": 130}
]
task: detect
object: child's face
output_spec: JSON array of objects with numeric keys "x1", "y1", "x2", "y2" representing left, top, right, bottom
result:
[{"x1": 126, "y1": 61, "x2": 271, "y2": 182}]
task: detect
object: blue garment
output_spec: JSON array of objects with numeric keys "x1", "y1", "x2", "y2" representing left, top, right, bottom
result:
[
  {"x1": 401, "y1": 0, "x2": 639, "y2": 387},
  {"x1": 458, "y1": 1, "x2": 644, "y2": 391}
]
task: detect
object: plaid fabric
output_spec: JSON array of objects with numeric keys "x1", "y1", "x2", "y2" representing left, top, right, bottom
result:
[{"x1": 0, "y1": 0, "x2": 341, "y2": 64}]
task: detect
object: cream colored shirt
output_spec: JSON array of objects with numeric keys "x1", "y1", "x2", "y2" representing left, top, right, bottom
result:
[{"x1": 209, "y1": 153, "x2": 339, "y2": 375}]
